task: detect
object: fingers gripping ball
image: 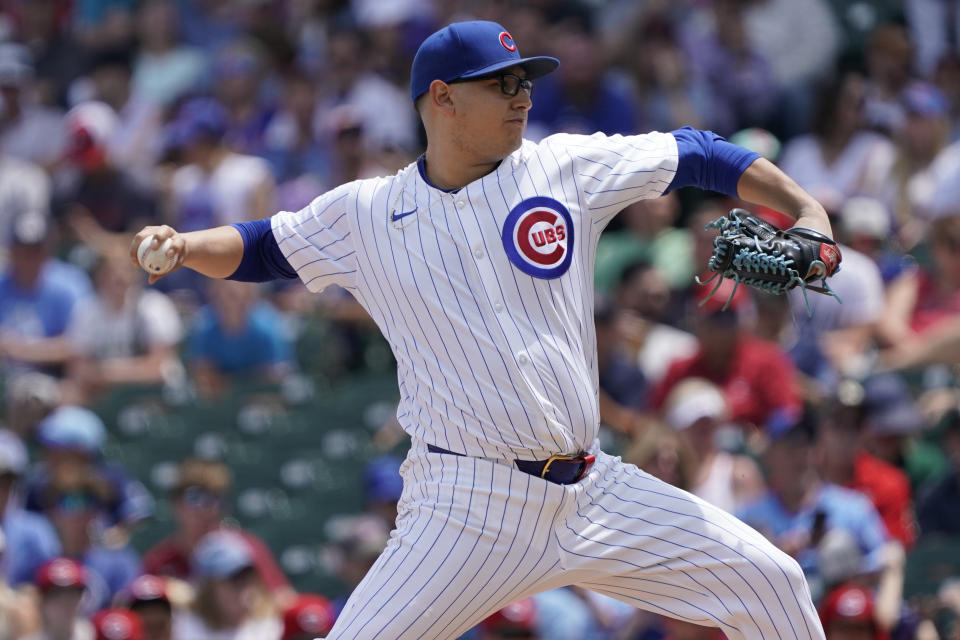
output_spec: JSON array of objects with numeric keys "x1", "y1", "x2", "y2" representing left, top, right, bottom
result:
[
  {"x1": 137, "y1": 235, "x2": 178, "y2": 275},
  {"x1": 698, "y1": 208, "x2": 843, "y2": 314}
]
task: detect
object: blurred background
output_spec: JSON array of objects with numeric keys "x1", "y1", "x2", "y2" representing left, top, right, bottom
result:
[{"x1": 0, "y1": 0, "x2": 958, "y2": 638}]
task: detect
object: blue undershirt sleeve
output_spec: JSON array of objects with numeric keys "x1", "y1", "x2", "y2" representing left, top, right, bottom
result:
[
  {"x1": 665, "y1": 126, "x2": 761, "y2": 196},
  {"x1": 226, "y1": 218, "x2": 298, "y2": 282}
]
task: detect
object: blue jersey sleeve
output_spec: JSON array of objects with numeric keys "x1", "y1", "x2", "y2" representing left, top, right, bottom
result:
[
  {"x1": 227, "y1": 218, "x2": 298, "y2": 282},
  {"x1": 666, "y1": 127, "x2": 761, "y2": 196}
]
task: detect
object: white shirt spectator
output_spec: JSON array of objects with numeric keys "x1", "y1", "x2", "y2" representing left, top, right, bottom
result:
[
  {"x1": 778, "y1": 131, "x2": 895, "y2": 211},
  {"x1": 172, "y1": 611, "x2": 281, "y2": 640},
  {"x1": 68, "y1": 289, "x2": 181, "y2": 359},
  {"x1": 0, "y1": 155, "x2": 51, "y2": 252},
  {"x1": 171, "y1": 153, "x2": 273, "y2": 227},
  {"x1": 744, "y1": 0, "x2": 840, "y2": 87}
]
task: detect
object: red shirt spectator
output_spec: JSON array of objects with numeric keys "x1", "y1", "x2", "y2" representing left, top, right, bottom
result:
[
  {"x1": 651, "y1": 334, "x2": 801, "y2": 429},
  {"x1": 849, "y1": 451, "x2": 916, "y2": 547},
  {"x1": 143, "y1": 526, "x2": 288, "y2": 592}
]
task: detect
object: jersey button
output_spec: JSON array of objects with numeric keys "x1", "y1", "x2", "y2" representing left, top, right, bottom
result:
[
  {"x1": 474, "y1": 247, "x2": 485, "y2": 259},
  {"x1": 518, "y1": 354, "x2": 529, "y2": 365},
  {"x1": 493, "y1": 301, "x2": 504, "y2": 313},
  {"x1": 456, "y1": 200, "x2": 466, "y2": 209}
]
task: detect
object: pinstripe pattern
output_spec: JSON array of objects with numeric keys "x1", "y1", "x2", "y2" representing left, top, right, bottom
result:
[
  {"x1": 274, "y1": 131, "x2": 825, "y2": 640},
  {"x1": 322, "y1": 445, "x2": 823, "y2": 640}
]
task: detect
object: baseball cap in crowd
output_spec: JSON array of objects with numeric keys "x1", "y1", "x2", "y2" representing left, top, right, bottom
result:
[
  {"x1": 364, "y1": 455, "x2": 404, "y2": 504},
  {"x1": 0, "y1": 429, "x2": 27, "y2": 477},
  {"x1": 840, "y1": 196, "x2": 892, "y2": 240},
  {"x1": 861, "y1": 373, "x2": 923, "y2": 436},
  {"x1": 10, "y1": 210, "x2": 50, "y2": 246},
  {"x1": 819, "y1": 584, "x2": 888, "y2": 640},
  {"x1": 664, "y1": 379, "x2": 728, "y2": 431},
  {"x1": 92, "y1": 609, "x2": 145, "y2": 640},
  {"x1": 164, "y1": 97, "x2": 228, "y2": 150},
  {"x1": 118, "y1": 574, "x2": 171, "y2": 609},
  {"x1": 191, "y1": 530, "x2": 255, "y2": 580},
  {"x1": 0, "y1": 42, "x2": 33, "y2": 87},
  {"x1": 481, "y1": 598, "x2": 537, "y2": 635},
  {"x1": 37, "y1": 406, "x2": 107, "y2": 456},
  {"x1": 35, "y1": 557, "x2": 87, "y2": 592},
  {"x1": 902, "y1": 81, "x2": 949, "y2": 118},
  {"x1": 410, "y1": 20, "x2": 559, "y2": 101},
  {"x1": 282, "y1": 594, "x2": 336, "y2": 639},
  {"x1": 64, "y1": 101, "x2": 119, "y2": 169}
]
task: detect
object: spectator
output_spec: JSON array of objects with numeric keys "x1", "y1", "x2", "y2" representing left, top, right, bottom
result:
[
  {"x1": 38, "y1": 463, "x2": 142, "y2": 613},
  {"x1": 650, "y1": 281, "x2": 802, "y2": 431},
  {"x1": 0, "y1": 150, "x2": 52, "y2": 254},
  {"x1": 0, "y1": 428, "x2": 61, "y2": 587},
  {"x1": 623, "y1": 421, "x2": 699, "y2": 492},
  {"x1": 817, "y1": 378, "x2": 918, "y2": 548},
  {"x1": 917, "y1": 409, "x2": 960, "y2": 537},
  {"x1": 479, "y1": 598, "x2": 538, "y2": 640},
  {"x1": 24, "y1": 405, "x2": 155, "y2": 532},
  {"x1": 595, "y1": 297, "x2": 648, "y2": 435},
  {"x1": 115, "y1": 575, "x2": 176, "y2": 640},
  {"x1": 662, "y1": 378, "x2": 765, "y2": 513},
  {"x1": 613, "y1": 261, "x2": 697, "y2": 385},
  {"x1": 315, "y1": 27, "x2": 418, "y2": 154},
  {"x1": 131, "y1": 0, "x2": 209, "y2": 108},
  {"x1": 0, "y1": 211, "x2": 92, "y2": 377},
  {"x1": 322, "y1": 513, "x2": 390, "y2": 614},
  {"x1": 80, "y1": 46, "x2": 164, "y2": 189},
  {"x1": 142, "y1": 458, "x2": 291, "y2": 597},
  {"x1": 862, "y1": 23, "x2": 915, "y2": 135},
  {"x1": 281, "y1": 594, "x2": 336, "y2": 640},
  {"x1": 527, "y1": 19, "x2": 637, "y2": 137},
  {"x1": 737, "y1": 422, "x2": 890, "y2": 589},
  {"x1": 0, "y1": 528, "x2": 37, "y2": 638},
  {"x1": 0, "y1": 42, "x2": 65, "y2": 168},
  {"x1": 1, "y1": 371, "x2": 60, "y2": 441},
  {"x1": 777, "y1": 72, "x2": 895, "y2": 214},
  {"x1": 172, "y1": 530, "x2": 281, "y2": 639},
  {"x1": 91, "y1": 609, "x2": 145, "y2": 640},
  {"x1": 886, "y1": 214, "x2": 960, "y2": 339},
  {"x1": 24, "y1": 557, "x2": 95, "y2": 640},
  {"x1": 818, "y1": 583, "x2": 889, "y2": 640},
  {"x1": 54, "y1": 101, "x2": 159, "y2": 254},
  {"x1": 187, "y1": 279, "x2": 294, "y2": 397},
  {"x1": 594, "y1": 191, "x2": 693, "y2": 293},
  {"x1": 166, "y1": 97, "x2": 275, "y2": 231},
  {"x1": 66, "y1": 249, "x2": 183, "y2": 403},
  {"x1": 682, "y1": 0, "x2": 779, "y2": 134},
  {"x1": 886, "y1": 81, "x2": 954, "y2": 247},
  {"x1": 785, "y1": 238, "x2": 884, "y2": 388},
  {"x1": 363, "y1": 455, "x2": 403, "y2": 526}
]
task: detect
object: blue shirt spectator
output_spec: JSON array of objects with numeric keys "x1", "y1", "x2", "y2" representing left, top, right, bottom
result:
[
  {"x1": 188, "y1": 283, "x2": 293, "y2": 375},
  {"x1": 737, "y1": 484, "x2": 889, "y2": 577},
  {"x1": 0, "y1": 429, "x2": 60, "y2": 586}
]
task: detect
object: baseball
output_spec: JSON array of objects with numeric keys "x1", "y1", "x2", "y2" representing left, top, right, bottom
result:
[{"x1": 137, "y1": 235, "x2": 178, "y2": 275}]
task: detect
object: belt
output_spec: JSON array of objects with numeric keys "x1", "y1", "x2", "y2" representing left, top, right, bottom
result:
[{"x1": 427, "y1": 444, "x2": 595, "y2": 485}]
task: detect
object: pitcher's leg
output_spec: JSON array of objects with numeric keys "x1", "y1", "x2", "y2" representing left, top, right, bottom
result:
[
  {"x1": 326, "y1": 452, "x2": 567, "y2": 640},
  {"x1": 558, "y1": 453, "x2": 824, "y2": 640}
]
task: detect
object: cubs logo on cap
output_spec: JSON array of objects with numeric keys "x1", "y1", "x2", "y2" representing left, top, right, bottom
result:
[{"x1": 502, "y1": 196, "x2": 574, "y2": 279}]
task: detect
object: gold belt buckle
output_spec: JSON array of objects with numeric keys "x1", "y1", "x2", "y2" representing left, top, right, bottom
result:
[{"x1": 539, "y1": 453, "x2": 578, "y2": 478}]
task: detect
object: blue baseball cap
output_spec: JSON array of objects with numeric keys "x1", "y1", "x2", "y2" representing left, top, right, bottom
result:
[
  {"x1": 192, "y1": 530, "x2": 254, "y2": 580},
  {"x1": 37, "y1": 406, "x2": 106, "y2": 455},
  {"x1": 410, "y1": 21, "x2": 559, "y2": 102}
]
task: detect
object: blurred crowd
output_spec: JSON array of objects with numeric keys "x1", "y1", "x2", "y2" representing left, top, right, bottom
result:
[{"x1": 0, "y1": 0, "x2": 957, "y2": 638}]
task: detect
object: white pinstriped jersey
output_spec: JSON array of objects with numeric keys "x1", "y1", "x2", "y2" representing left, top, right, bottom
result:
[{"x1": 273, "y1": 131, "x2": 679, "y2": 460}]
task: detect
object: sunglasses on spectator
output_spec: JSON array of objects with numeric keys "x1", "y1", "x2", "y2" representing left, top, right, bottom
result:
[
  {"x1": 450, "y1": 72, "x2": 533, "y2": 98},
  {"x1": 55, "y1": 492, "x2": 99, "y2": 513},
  {"x1": 180, "y1": 486, "x2": 225, "y2": 509}
]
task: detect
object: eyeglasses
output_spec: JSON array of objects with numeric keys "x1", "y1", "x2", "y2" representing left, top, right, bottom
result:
[{"x1": 450, "y1": 73, "x2": 533, "y2": 98}]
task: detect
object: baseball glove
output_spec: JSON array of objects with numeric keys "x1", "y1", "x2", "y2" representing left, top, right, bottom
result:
[{"x1": 698, "y1": 208, "x2": 842, "y2": 313}]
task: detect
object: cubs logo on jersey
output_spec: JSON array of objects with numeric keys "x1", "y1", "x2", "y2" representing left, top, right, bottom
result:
[{"x1": 501, "y1": 196, "x2": 574, "y2": 279}]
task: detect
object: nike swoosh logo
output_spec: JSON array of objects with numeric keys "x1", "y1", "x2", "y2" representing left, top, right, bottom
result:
[{"x1": 391, "y1": 208, "x2": 417, "y2": 222}]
